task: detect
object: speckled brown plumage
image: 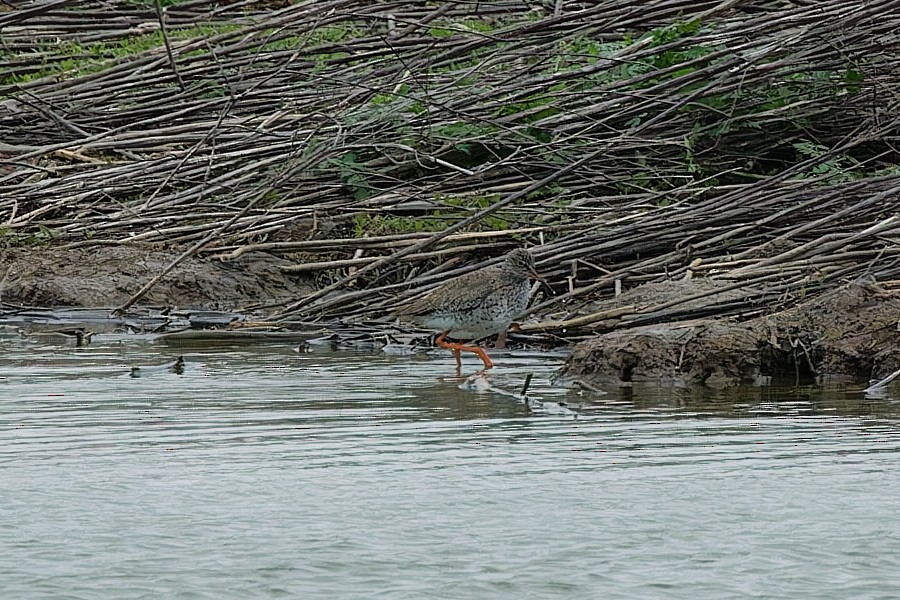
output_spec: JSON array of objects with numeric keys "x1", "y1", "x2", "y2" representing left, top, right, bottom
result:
[{"x1": 400, "y1": 248, "x2": 541, "y2": 370}]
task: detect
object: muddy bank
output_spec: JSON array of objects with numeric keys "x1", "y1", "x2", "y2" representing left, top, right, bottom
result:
[
  {"x1": 0, "y1": 246, "x2": 313, "y2": 311},
  {"x1": 4, "y1": 246, "x2": 899, "y2": 390},
  {"x1": 558, "y1": 282, "x2": 900, "y2": 388}
]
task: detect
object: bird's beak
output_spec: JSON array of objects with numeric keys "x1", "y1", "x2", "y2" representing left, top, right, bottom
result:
[{"x1": 528, "y1": 268, "x2": 545, "y2": 283}]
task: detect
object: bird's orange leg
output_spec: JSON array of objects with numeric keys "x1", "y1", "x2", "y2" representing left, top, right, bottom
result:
[
  {"x1": 435, "y1": 332, "x2": 494, "y2": 370},
  {"x1": 494, "y1": 329, "x2": 508, "y2": 349},
  {"x1": 494, "y1": 323, "x2": 521, "y2": 349}
]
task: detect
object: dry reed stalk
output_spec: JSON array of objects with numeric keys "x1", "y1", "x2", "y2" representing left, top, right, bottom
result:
[{"x1": 0, "y1": 0, "x2": 898, "y2": 332}]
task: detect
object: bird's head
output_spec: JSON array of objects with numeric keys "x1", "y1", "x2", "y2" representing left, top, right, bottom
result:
[{"x1": 504, "y1": 248, "x2": 544, "y2": 282}]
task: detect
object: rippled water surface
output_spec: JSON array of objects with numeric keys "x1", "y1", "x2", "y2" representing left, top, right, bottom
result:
[{"x1": 2, "y1": 331, "x2": 900, "y2": 599}]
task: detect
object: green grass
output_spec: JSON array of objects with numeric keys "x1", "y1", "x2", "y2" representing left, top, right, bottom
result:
[
  {"x1": 0, "y1": 16, "x2": 385, "y2": 89},
  {"x1": 350, "y1": 191, "x2": 531, "y2": 237},
  {"x1": 353, "y1": 213, "x2": 446, "y2": 236},
  {"x1": 0, "y1": 225, "x2": 54, "y2": 248},
  {"x1": 123, "y1": 0, "x2": 196, "y2": 6},
  {"x1": 0, "y1": 23, "x2": 239, "y2": 85}
]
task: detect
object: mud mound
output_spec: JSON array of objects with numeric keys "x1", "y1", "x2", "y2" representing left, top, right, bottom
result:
[
  {"x1": 560, "y1": 283, "x2": 900, "y2": 387},
  {"x1": 772, "y1": 284, "x2": 900, "y2": 381},
  {"x1": 561, "y1": 320, "x2": 765, "y2": 388},
  {"x1": 0, "y1": 246, "x2": 313, "y2": 311}
]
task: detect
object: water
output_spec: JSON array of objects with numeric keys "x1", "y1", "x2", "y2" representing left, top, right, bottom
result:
[{"x1": 2, "y1": 331, "x2": 900, "y2": 599}]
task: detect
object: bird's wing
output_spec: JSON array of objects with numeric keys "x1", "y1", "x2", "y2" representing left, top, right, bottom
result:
[{"x1": 400, "y1": 267, "x2": 501, "y2": 317}]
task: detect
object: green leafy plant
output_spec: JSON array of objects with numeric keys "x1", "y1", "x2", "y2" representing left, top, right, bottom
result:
[
  {"x1": 792, "y1": 141, "x2": 860, "y2": 183},
  {"x1": 353, "y1": 214, "x2": 445, "y2": 236},
  {"x1": 334, "y1": 153, "x2": 375, "y2": 201}
]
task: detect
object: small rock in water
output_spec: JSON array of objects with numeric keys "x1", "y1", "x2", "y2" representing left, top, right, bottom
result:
[
  {"x1": 531, "y1": 401, "x2": 576, "y2": 416},
  {"x1": 129, "y1": 356, "x2": 185, "y2": 378}
]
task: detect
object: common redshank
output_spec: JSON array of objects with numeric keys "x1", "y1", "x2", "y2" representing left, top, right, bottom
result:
[{"x1": 400, "y1": 248, "x2": 542, "y2": 371}]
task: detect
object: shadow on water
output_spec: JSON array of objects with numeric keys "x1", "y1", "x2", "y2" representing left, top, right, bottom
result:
[{"x1": 602, "y1": 382, "x2": 900, "y2": 422}]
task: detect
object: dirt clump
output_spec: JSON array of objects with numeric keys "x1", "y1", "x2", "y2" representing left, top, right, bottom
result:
[
  {"x1": 560, "y1": 320, "x2": 766, "y2": 388},
  {"x1": 772, "y1": 283, "x2": 900, "y2": 382},
  {"x1": 559, "y1": 282, "x2": 900, "y2": 388}
]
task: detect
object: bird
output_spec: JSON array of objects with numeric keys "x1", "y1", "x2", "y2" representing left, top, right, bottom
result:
[{"x1": 399, "y1": 248, "x2": 542, "y2": 372}]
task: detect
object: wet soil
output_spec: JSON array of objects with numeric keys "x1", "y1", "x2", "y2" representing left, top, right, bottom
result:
[
  {"x1": 559, "y1": 281, "x2": 900, "y2": 387},
  {"x1": 0, "y1": 246, "x2": 313, "y2": 311}
]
